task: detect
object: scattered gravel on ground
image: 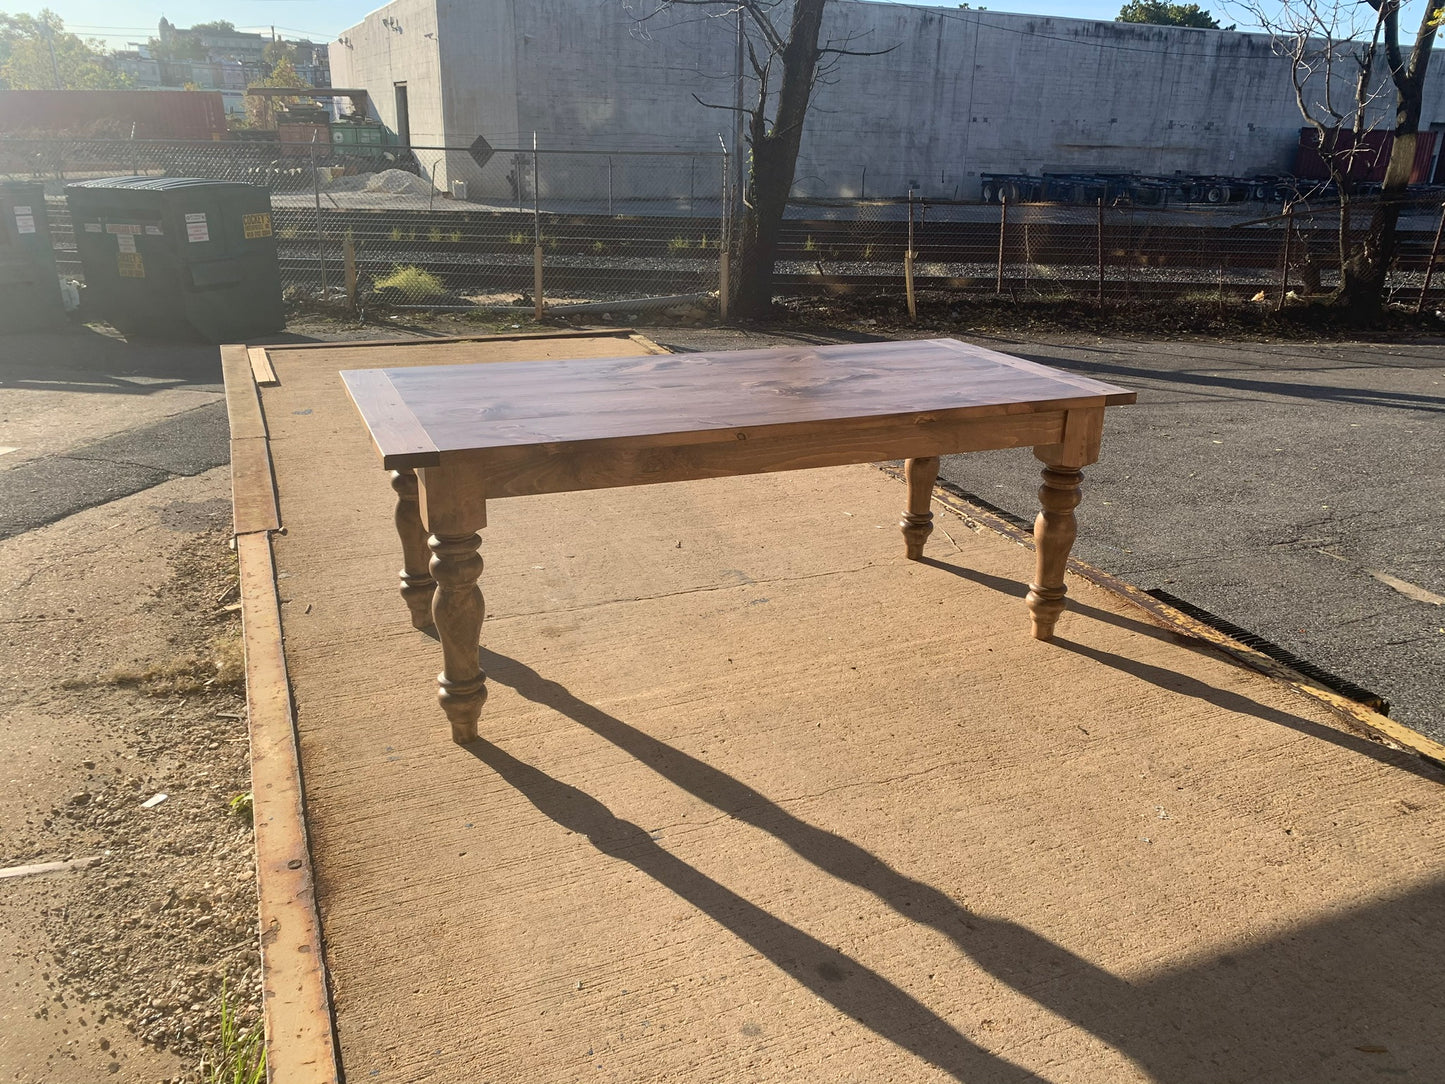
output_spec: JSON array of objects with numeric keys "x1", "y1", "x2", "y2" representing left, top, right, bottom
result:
[{"x1": 7, "y1": 522, "x2": 260, "y2": 1081}]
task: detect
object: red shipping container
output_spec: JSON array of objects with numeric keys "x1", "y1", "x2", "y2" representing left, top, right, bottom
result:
[
  {"x1": 0, "y1": 90, "x2": 227, "y2": 140},
  {"x1": 1296, "y1": 126, "x2": 1436, "y2": 184},
  {"x1": 278, "y1": 122, "x2": 331, "y2": 156}
]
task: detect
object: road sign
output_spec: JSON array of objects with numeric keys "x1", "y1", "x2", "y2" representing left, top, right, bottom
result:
[{"x1": 468, "y1": 136, "x2": 495, "y2": 170}]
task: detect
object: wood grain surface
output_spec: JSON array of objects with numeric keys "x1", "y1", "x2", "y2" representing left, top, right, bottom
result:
[{"x1": 342, "y1": 339, "x2": 1136, "y2": 470}]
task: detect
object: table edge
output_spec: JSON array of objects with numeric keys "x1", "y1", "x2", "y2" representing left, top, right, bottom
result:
[
  {"x1": 340, "y1": 369, "x2": 440, "y2": 468},
  {"x1": 421, "y1": 394, "x2": 1113, "y2": 471}
]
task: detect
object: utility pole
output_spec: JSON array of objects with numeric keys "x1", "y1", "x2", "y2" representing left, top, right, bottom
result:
[{"x1": 44, "y1": 23, "x2": 62, "y2": 89}]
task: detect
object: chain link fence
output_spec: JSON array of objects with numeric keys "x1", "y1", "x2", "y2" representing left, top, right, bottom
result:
[
  {"x1": 771, "y1": 193, "x2": 1445, "y2": 313},
  {"x1": 2, "y1": 136, "x2": 730, "y2": 317},
  {"x1": 7, "y1": 135, "x2": 1445, "y2": 319}
]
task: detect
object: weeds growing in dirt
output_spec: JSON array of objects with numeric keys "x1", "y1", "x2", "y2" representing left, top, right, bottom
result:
[
  {"x1": 198, "y1": 981, "x2": 266, "y2": 1084},
  {"x1": 373, "y1": 265, "x2": 447, "y2": 302},
  {"x1": 67, "y1": 631, "x2": 245, "y2": 696},
  {"x1": 228, "y1": 792, "x2": 254, "y2": 825}
]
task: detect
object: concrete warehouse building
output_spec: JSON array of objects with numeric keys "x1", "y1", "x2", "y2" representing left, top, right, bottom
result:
[{"x1": 329, "y1": 0, "x2": 1445, "y2": 201}]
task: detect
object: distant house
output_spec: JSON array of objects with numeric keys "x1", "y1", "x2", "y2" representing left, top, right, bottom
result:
[{"x1": 158, "y1": 18, "x2": 267, "y2": 65}]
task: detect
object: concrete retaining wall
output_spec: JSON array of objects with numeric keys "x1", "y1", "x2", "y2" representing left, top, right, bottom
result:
[{"x1": 332, "y1": 0, "x2": 1445, "y2": 200}]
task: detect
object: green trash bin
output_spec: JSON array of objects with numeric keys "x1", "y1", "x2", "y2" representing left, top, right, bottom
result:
[
  {"x1": 66, "y1": 177, "x2": 284, "y2": 342},
  {"x1": 0, "y1": 182, "x2": 67, "y2": 334}
]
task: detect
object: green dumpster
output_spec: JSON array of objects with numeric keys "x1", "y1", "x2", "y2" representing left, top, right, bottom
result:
[
  {"x1": 0, "y1": 182, "x2": 67, "y2": 333},
  {"x1": 66, "y1": 177, "x2": 283, "y2": 342}
]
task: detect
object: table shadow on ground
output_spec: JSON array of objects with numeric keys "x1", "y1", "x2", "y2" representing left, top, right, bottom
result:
[
  {"x1": 470, "y1": 650, "x2": 1445, "y2": 1082},
  {"x1": 916, "y1": 557, "x2": 1440, "y2": 784}
]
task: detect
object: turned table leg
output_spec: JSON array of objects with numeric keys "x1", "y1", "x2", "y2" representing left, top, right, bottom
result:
[
  {"x1": 391, "y1": 468, "x2": 436, "y2": 629},
  {"x1": 1026, "y1": 407, "x2": 1103, "y2": 640},
  {"x1": 900, "y1": 456, "x2": 940, "y2": 560},
  {"x1": 417, "y1": 466, "x2": 488, "y2": 744},
  {"x1": 1026, "y1": 462, "x2": 1083, "y2": 640}
]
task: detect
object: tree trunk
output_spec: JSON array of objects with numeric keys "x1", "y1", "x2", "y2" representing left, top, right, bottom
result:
[
  {"x1": 1337, "y1": 4, "x2": 1440, "y2": 321},
  {"x1": 730, "y1": 0, "x2": 828, "y2": 320}
]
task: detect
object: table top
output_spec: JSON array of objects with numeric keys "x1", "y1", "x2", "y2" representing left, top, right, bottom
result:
[{"x1": 342, "y1": 337, "x2": 1136, "y2": 470}]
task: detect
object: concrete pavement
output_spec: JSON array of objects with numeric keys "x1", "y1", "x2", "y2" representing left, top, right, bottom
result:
[{"x1": 4, "y1": 324, "x2": 1440, "y2": 740}]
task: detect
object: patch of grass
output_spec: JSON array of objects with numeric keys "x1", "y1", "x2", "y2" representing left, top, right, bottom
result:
[
  {"x1": 212, "y1": 634, "x2": 245, "y2": 687},
  {"x1": 70, "y1": 631, "x2": 245, "y2": 697},
  {"x1": 668, "y1": 236, "x2": 692, "y2": 253},
  {"x1": 804, "y1": 235, "x2": 817, "y2": 252},
  {"x1": 508, "y1": 231, "x2": 528, "y2": 246},
  {"x1": 277, "y1": 226, "x2": 299, "y2": 240},
  {"x1": 592, "y1": 240, "x2": 605, "y2": 254},
  {"x1": 374, "y1": 264, "x2": 447, "y2": 302},
  {"x1": 389, "y1": 226, "x2": 403, "y2": 242},
  {"x1": 1177, "y1": 288, "x2": 1231, "y2": 305},
  {"x1": 198, "y1": 980, "x2": 265, "y2": 1084},
  {"x1": 428, "y1": 226, "x2": 443, "y2": 243},
  {"x1": 449, "y1": 230, "x2": 462, "y2": 242}
]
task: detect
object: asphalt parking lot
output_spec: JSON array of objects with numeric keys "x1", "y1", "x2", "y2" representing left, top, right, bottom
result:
[
  {"x1": 925, "y1": 335, "x2": 1443, "y2": 742},
  {"x1": 3, "y1": 323, "x2": 1440, "y2": 741}
]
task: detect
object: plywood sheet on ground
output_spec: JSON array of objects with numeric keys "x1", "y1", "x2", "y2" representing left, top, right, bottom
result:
[{"x1": 260, "y1": 340, "x2": 1445, "y2": 1084}]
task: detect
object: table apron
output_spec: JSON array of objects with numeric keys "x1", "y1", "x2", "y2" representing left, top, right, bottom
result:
[{"x1": 445, "y1": 408, "x2": 1069, "y2": 499}]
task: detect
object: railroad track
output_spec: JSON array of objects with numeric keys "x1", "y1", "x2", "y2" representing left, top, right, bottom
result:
[{"x1": 43, "y1": 198, "x2": 1445, "y2": 303}]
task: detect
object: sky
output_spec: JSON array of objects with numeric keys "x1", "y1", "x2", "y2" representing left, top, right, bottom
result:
[
  {"x1": 6, "y1": 0, "x2": 1438, "y2": 50},
  {"x1": 4, "y1": 1, "x2": 1150, "y2": 48}
]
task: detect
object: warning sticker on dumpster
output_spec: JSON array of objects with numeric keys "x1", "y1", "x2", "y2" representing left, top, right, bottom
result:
[
  {"x1": 117, "y1": 251, "x2": 145, "y2": 278},
  {"x1": 13, "y1": 206, "x2": 35, "y2": 233},
  {"x1": 185, "y1": 213, "x2": 209, "y2": 243},
  {"x1": 117, "y1": 233, "x2": 136, "y2": 253},
  {"x1": 145, "y1": 225, "x2": 163, "y2": 235},
  {"x1": 242, "y1": 212, "x2": 272, "y2": 239},
  {"x1": 105, "y1": 223, "x2": 143, "y2": 235},
  {"x1": 84, "y1": 222, "x2": 102, "y2": 232}
]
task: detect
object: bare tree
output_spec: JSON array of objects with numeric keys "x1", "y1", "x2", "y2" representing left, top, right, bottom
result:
[
  {"x1": 629, "y1": 0, "x2": 890, "y2": 318},
  {"x1": 1241, "y1": 0, "x2": 1444, "y2": 319}
]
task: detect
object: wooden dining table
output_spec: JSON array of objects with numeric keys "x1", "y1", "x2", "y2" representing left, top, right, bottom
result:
[{"x1": 342, "y1": 337, "x2": 1136, "y2": 744}]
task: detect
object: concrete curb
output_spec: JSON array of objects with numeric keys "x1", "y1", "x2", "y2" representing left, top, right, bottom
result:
[{"x1": 226, "y1": 327, "x2": 662, "y2": 1083}]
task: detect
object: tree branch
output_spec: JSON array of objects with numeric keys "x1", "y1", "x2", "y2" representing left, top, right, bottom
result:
[{"x1": 817, "y1": 43, "x2": 899, "y2": 57}]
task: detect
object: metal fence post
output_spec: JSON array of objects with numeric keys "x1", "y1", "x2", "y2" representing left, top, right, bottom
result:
[
  {"x1": 532, "y1": 132, "x2": 543, "y2": 320},
  {"x1": 996, "y1": 195, "x2": 1007, "y2": 296},
  {"x1": 311, "y1": 132, "x2": 328, "y2": 299},
  {"x1": 1096, "y1": 197, "x2": 1105, "y2": 310},
  {"x1": 905, "y1": 186, "x2": 917, "y2": 320},
  {"x1": 719, "y1": 145, "x2": 730, "y2": 320},
  {"x1": 1417, "y1": 201, "x2": 1445, "y2": 313},
  {"x1": 1277, "y1": 201, "x2": 1293, "y2": 312}
]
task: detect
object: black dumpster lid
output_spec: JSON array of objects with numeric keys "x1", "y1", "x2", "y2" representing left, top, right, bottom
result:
[{"x1": 65, "y1": 177, "x2": 263, "y2": 192}]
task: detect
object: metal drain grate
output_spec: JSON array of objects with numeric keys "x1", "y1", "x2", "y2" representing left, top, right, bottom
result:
[{"x1": 1144, "y1": 588, "x2": 1391, "y2": 716}]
